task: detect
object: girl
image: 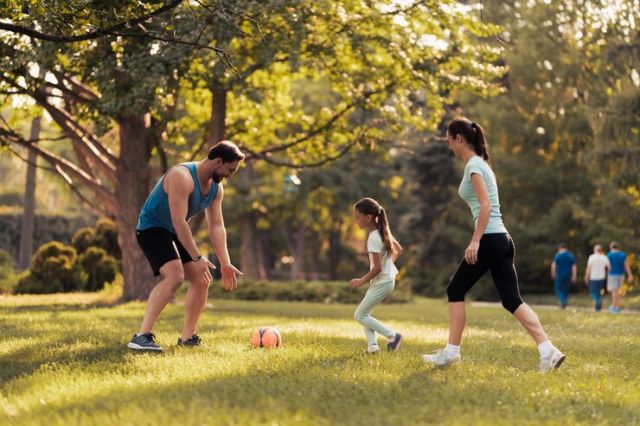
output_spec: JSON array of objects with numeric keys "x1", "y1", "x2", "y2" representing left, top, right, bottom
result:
[
  {"x1": 422, "y1": 117, "x2": 565, "y2": 372},
  {"x1": 351, "y1": 198, "x2": 403, "y2": 354}
]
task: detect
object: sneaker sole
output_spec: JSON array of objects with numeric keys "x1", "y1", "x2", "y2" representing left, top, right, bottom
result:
[
  {"x1": 388, "y1": 335, "x2": 403, "y2": 352},
  {"x1": 127, "y1": 342, "x2": 163, "y2": 352},
  {"x1": 553, "y1": 355, "x2": 566, "y2": 370},
  {"x1": 422, "y1": 356, "x2": 461, "y2": 367}
]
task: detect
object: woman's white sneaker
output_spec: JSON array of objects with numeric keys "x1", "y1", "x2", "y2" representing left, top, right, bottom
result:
[
  {"x1": 538, "y1": 347, "x2": 565, "y2": 372},
  {"x1": 422, "y1": 349, "x2": 461, "y2": 366}
]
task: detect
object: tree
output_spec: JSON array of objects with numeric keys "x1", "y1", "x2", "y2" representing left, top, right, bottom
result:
[{"x1": 2, "y1": 1, "x2": 506, "y2": 299}]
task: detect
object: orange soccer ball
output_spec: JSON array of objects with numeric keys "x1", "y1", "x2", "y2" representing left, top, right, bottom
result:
[{"x1": 251, "y1": 327, "x2": 282, "y2": 348}]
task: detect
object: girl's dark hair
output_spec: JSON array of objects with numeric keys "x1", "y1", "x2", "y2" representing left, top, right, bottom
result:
[
  {"x1": 354, "y1": 197, "x2": 402, "y2": 257},
  {"x1": 207, "y1": 140, "x2": 245, "y2": 163},
  {"x1": 447, "y1": 117, "x2": 491, "y2": 164}
]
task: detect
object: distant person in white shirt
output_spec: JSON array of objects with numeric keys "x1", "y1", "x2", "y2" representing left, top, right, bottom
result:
[{"x1": 584, "y1": 244, "x2": 610, "y2": 311}]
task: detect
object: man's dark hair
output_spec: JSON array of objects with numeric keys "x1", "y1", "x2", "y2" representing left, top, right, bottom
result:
[
  {"x1": 558, "y1": 242, "x2": 567, "y2": 249},
  {"x1": 207, "y1": 140, "x2": 245, "y2": 163}
]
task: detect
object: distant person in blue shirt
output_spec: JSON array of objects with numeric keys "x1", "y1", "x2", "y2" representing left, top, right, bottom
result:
[
  {"x1": 606, "y1": 242, "x2": 633, "y2": 314},
  {"x1": 551, "y1": 243, "x2": 576, "y2": 309}
]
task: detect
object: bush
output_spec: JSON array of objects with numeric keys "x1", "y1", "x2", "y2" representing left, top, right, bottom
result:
[
  {"x1": 0, "y1": 212, "x2": 94, "y2": 261},
  {"x1": 14, "y1": 241, "x2": 83, "y2": 294},
  {"x1": 208, "y1": 280, "x2": 412, "y2": 304},
  {"x1": 70, "y1": 218, "x2": 121, "y2": 261},
  {"x1": 0, "y1": 190, "x2": 23, "y2": 206},
  {"x1": 0, "y1": 248, "x2": 16, "y2": 294},
  {"x1": 71, "y1": 227, "x2": 96, "y2": 254},
  {"x1": 94, "y1": 218, "x2": 120, "y2": 259},
  {"x1": 77, "y1": 247, "x2": 119, "y2": 291}
]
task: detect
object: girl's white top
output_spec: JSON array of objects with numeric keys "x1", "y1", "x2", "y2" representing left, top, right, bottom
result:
[{"x1": 367, "y1": 229, "x2": 398, "y2": 286}]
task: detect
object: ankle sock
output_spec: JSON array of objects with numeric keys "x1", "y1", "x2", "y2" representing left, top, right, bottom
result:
[{"x1": 445, "y1": 343, "x2": 460, "y2": 358}]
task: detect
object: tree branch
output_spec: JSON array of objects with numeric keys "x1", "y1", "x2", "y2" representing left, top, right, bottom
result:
[
  {"x1": 6, "y1": 145, "x2": 105, "y2": 214},
  {"x1": 253, "y1": 87, "x2": 386, "y2": 156},
  {"x1": 111, "y1": 30, "x2": 239, "y2": 77},
  {"x1": 242, "y1": 129, "x2": 366, "y2": 169},
  {"x1": 0, "y1": 0, "x2": 184, "y2": 43},
  {"x1": 0, "y1": 126, "x2": 118, "y2": 214},
  {"x1": 31, "y1": 87, "x2": 118, "y2": 180}
]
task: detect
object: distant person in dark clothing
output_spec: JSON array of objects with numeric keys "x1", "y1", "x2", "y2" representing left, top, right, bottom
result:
[{"x1": 551, "y1": 243, "x2": 577, "y2": 308}]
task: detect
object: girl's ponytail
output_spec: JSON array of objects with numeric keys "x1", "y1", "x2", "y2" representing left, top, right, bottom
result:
[{"x1": 354, "y1": 198, "x2": 402, "y2": 257}]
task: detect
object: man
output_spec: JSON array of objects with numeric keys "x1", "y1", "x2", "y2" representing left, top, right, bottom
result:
[
  {"x1": 551, "y1": 243, "x2": 576, "y2": 309},
  {"x1": 128, "y1": 141, "x2": 245, "y2": 352},
  {"x1": 606, "y1": 242, "x2": 634, "y2": 314},
  {"x1": 584, "y1": 244, "x2": 610, "y2": 312}
]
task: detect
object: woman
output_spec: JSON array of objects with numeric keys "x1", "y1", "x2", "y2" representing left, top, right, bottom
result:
[{"x1": 422, "y1": 117, "x2": 565, "y2": 372}]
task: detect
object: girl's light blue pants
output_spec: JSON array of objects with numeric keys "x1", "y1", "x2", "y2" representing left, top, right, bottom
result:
[{"x1": 354, "y1": 280, "x2": 395, "y2": 346}]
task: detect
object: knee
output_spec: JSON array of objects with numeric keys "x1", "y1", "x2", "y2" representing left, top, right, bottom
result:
[
  {"x1": 447, "y1": 283, "x2": 465, "y2": 303},
  {"x1": 161, "y1": 264, "x2": 185, "y2": 290},
  {"x1": 502, "y1": 297, "x2": 523, "y2": 314},
  {"x1": 354, "y1": 309, "x2": 366, "y2": 323},
  {"x1": 191, "y1": 277, "x2": 211, "y2": 290}
]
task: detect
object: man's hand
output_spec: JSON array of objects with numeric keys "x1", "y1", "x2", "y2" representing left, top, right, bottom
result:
[
  {"x1": 193, "y1": 257, "x2": 216, "y2": 285},
  {"x1": 220, "y1": 263, "x2": 243, "y2": 291}
]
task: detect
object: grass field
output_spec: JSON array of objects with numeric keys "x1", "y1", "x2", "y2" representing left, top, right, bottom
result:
[{"x1": 1, "y1": 292, "x2": 639, "y2": 425}]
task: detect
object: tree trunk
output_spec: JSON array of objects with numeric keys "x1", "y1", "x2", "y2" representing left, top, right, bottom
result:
[
  {"x1": 290, "y1": 223, "x2": 306, "y2": 280},
  {"x1": 236, "y1": 161, "x2": 260, "y2": 279},
  {"x1": 117, "y1": 115, "x2": 156, "y2": 301},
  {"x1": 327, "y1": 219, "x2": 344, "y2": 280},
  {"x1": 239, "y1": 212, "x2": 260, "y2": 279},
  {"x1": 207, "y1": 87, "x2": 227, "y2": 146},
  {"x1": 17, "y1": 115, "x2": 41, "y2": 270},
  {"x1": 308, "y1": 233, "x2": 320, "y2": 280},
  {"x1": 256, "y1": 229, "x2": 270, "y2": 280}
]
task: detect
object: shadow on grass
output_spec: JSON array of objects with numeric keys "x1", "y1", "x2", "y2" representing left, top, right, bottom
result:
[{"x1": 10, "y1": 336, "x2": 638, "y2": 425}]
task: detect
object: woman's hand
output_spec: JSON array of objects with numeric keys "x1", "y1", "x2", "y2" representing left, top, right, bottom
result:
[{"x1": 464, "y1": 240, "x2": 480, "y2": 265}]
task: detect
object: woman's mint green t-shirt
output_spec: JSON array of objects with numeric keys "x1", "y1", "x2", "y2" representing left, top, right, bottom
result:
[{"x1": 458, "y1": 156, "x2": 507, "y2": 234}]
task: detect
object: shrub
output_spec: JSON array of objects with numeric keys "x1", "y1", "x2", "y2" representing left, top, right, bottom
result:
[
  {"x1": 15, "y1": 241, "x2": 83, "y2": 294},
  {"x1": 208, "y1": 280, "x2": 412, "y2": 304},
  {"x1": 71, "y1": 227, "x2": 96, "y2": 255},
  {"x1": 0, "y1": 190, "x2": 23, "y2": 206},
  {"x1": 0, "y1": 248, "x2": 16, "y2": 294},
  {"x1": 94, "y1": 218, "x2": 120, "y2": 259},
  {"x1": 0, "y1": 213, "x2": 94, "y2": 261},
  {"x1": 0, "y1": 248, "x2": 14, "y2": 277},
  {"x1": 77, "y1": 247, "x2": 119, "y2": 291}
]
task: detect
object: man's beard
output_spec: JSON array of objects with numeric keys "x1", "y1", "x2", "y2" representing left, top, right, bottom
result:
[{"x1": 212, "y1": 171, "x2": 223, "y2": 183}]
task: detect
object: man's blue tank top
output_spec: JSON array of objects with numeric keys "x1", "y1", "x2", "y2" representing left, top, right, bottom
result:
[{"x1": 137, "y1": 162, "x2": 218, "y2": 234}]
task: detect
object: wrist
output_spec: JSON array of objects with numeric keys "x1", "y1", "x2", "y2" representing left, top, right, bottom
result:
[{"x1": 192, "y1": 255, "x2": 202, "y2": 263}]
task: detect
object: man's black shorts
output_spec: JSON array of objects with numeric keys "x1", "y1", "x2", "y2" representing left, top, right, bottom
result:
[{"x1": 136, "y1": 227, "x2": 192, "y2": 276}]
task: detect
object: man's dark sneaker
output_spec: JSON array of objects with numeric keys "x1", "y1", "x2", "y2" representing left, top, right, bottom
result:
[
  {"x1": 127, "y1": 332, "x2": 163, "y2": 352},
  {"x1": 387, "y1": 333, "x2": 403, "y2": 352},
  {"x1": 177, "y1": 333, "x2": 202, "y2": 347}
]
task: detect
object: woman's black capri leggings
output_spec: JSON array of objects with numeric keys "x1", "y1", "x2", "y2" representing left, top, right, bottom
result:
[{"x1": 447, "y1": 233, "x2": 523, "y2": 314}]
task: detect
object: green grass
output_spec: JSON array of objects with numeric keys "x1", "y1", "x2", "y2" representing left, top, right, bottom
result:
[{"x1": 1, "y1": 293, "x2": 639, "y2": 426}]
